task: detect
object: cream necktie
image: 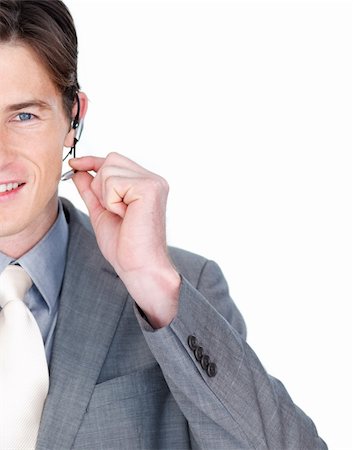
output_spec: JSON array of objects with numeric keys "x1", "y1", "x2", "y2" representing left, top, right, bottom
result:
[{"x1": 0, "y1": 265, "x2": 49, "y2": 450}]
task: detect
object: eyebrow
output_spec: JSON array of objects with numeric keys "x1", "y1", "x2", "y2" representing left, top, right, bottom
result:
[{"x1": 5, "y1": 100, "x2": 53, "y2": 113}]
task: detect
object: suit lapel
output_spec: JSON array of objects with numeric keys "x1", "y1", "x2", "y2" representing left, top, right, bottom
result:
[{"x1": 36, "y1": 202, "x2": 129, "y2": 450}]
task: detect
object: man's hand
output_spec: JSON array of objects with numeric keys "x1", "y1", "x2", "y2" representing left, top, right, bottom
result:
[{"x1": 69, "y1": 153, "x2": 181, "y2": 329}]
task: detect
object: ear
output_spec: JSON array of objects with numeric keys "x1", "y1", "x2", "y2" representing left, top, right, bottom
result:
[{"x1": 64, "y1": 91, "x2": 89, "y2": 148}]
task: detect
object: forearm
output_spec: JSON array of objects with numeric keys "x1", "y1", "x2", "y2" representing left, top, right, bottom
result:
[{"x1": 134, "y1": 261, "x2": 327, "y2": 449}]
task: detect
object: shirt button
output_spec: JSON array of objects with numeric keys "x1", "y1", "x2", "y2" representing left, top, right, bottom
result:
[
  {"x1": 207, "y1": 362, "x2": 217, "y2": 377},
  {"x1": 187, "y1": 335, "x2": 198, "y2": 351}
]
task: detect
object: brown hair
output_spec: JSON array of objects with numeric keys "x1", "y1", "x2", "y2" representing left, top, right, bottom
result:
[{"x1": 0, "y1": 0, "x2": 80, "y2": 120}]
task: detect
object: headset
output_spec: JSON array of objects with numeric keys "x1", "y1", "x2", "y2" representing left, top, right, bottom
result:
[{"x1": 61, "y1": 94, "x2": 84, "y2": 181}]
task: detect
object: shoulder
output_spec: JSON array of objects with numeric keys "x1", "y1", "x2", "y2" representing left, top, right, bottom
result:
[
  {"x1": 60, "y1": 197, "x2": 94, "y2": 234},
  {"x1": 169, "y1": 247, "x2": 246, "y2": 338}
]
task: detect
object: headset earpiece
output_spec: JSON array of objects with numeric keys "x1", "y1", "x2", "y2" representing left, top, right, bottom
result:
[
  {"x1": 72, "y1": 117, "x2": 80, "y2": 131},
  {"x1": 63, "y1": 93, "x2": 83, "y2": 161}
]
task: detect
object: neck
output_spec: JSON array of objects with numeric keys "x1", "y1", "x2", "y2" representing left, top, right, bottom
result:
[{"x1": 0, "y1": 197, "x2": 59, "y2": 259}]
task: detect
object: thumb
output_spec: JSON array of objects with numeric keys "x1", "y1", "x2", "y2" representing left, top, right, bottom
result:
[{"x1": 72, "y1": 171, "x2": 104, "y2": 222}]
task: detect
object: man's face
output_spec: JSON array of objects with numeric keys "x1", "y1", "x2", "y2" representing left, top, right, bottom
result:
[{"x1": 0, "y1": 42, "x2": 72, "y2": 241}]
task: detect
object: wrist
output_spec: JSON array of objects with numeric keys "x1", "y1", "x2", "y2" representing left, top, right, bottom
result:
[{"x1": 120, "y1": 264, "x2": 181, "y2": 329}]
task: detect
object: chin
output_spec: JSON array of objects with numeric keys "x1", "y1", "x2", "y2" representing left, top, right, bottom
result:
[{"x1": 0, "y1": 218, "x2": 29, "y2": 239}]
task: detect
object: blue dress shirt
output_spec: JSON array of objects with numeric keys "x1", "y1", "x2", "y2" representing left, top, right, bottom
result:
[{"x1": 0, "y1": 200, "x2": 69, "y2": 363}]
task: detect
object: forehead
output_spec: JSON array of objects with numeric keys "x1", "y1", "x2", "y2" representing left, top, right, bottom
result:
[{"x1": 0, "y1": 42, "x2": 60, "y2": 108}]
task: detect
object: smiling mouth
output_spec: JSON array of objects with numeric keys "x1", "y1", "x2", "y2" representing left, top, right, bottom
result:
[{"x1": 0, "y1": 182, "x2": 25, "y2": 193}]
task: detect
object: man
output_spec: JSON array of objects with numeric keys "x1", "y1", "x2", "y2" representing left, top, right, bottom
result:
[{"x1": 0, "y1": 0, "x2": 327, "y2": 449}]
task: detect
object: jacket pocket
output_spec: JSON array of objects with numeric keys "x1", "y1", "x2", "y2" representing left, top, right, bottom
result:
[
  {"x1": 73, "y1": 364, "x2": 189, "y2": 449},
  {"x1": 87, "y1": 364, "x2": 168, "y2": 410}
]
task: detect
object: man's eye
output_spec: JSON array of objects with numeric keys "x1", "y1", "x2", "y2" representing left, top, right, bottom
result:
[{"x1": 17, "y1": 112, "x2": 34, "y2": 121}]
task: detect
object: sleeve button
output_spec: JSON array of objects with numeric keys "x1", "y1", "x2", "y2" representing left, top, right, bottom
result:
[
  {"x1": 194, "y1": 346, "x2": 203, "y2": 362},
  {"x1": 200, "y1": 354, "x2": 210, "y2": 370},
  {"x1": 207, "y1": 362, "x2": 217, "y2": 377},
  {"x1": 187, "y1": 335, "x2": 198, "y2": 351}
]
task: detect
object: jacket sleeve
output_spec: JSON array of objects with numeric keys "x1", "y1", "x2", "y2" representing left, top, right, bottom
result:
[{"x1": 135, "y1": 259, "x2": 327, "y2": 450}]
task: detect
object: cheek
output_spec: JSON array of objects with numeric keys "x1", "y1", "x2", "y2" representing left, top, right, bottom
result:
[
  {"x1": 33, "y1": 135, "x2": 66, "y2": 188},
  {"x1": 22, "y1": 123, "x2": 69, "y2": 186}
]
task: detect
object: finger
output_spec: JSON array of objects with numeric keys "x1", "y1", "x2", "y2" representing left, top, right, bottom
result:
[
  {"x1": 72, "y1": 171, "x2": 105, "y2": 222},
  {"x1": 104, "y1": 177, "x2": 128, "y2": 218},
  {"x1": 72, "y1": 152, "x2": 151, "y2": 175},
  {"x1": 78, "y1": 163, "x2": 138, "y2": 210},
  {"x1": 106, "y1": 194, "x2": 128, "y2": 218},
  {"x1": 69, "y1": 156, "x2": 105, "y2": 173},
  {"x1": 90, "y1": 165, "x2": 141, "y2": 210}
]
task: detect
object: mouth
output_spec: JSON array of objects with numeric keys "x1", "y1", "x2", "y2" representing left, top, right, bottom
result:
[{"x1": 0, "y1": 182, "x2": 26, "y2": 195}]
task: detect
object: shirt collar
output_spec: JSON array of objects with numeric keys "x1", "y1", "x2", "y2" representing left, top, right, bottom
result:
[{"x1": 0, "y1": 200, "x2": 69, "y2": 313}]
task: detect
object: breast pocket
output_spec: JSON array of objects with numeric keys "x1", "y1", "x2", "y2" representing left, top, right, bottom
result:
[{"x1": 73, "y1": 365, "x2": 187, "y2": 450}]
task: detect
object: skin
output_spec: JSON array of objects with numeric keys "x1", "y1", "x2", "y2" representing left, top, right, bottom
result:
[{"x1": 0, "y1": 42, "x2": 180, "y2": 328}]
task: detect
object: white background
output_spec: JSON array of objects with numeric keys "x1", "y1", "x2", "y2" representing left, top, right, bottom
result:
[{"x1": 61, "y1": 1, "x2": 352, "y2": 448}]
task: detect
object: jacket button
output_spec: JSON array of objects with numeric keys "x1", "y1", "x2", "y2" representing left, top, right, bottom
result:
[
  {"x1": 207, "y1": 362, "x2": 217, "y2": 377},
  {"x1": 188, "y1": 335, "x2": 198, "y2": 351},
  {"x1": 200, "y1": 354, "x2": 210, "y2": 370},
  {"x1": 194, "y1": 346, "x2": 203, "y2": 362}
]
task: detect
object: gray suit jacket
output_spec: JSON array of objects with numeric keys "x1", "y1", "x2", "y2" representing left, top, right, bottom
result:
[{"x1": 35, "y1": 199, "x2": 327, "y2": 449}]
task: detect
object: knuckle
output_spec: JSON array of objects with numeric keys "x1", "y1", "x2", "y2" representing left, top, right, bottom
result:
[
  {"x1": 146, "y1": 175, "x2": 168, "y2": 192},
  {"x1": 106, "y1": 151, "x2": 119, "y2": 162},
  {"x1": 158, "y1": 175, "x2": 169, "y2": 192}
]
